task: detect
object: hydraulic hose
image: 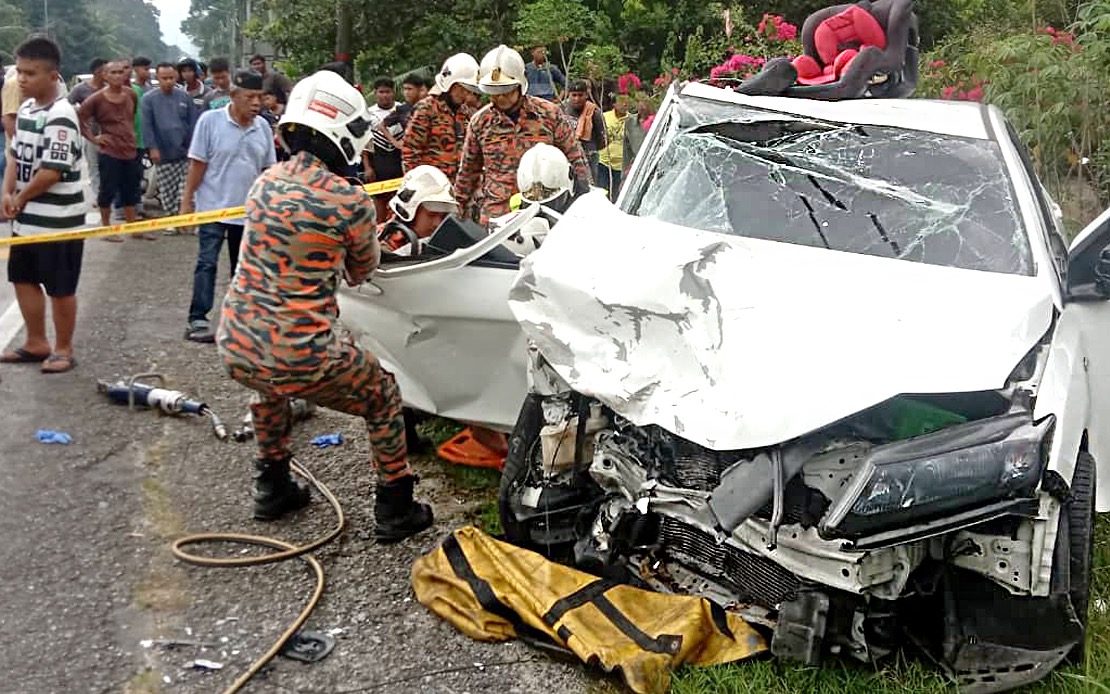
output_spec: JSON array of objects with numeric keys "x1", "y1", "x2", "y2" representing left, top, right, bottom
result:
[{"x1": 170, "y1": 460, "x2": 345, "y2": 694}]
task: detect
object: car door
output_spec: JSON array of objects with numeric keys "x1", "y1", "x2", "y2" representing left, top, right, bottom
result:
[
  {"x1": 1062, "y1": 206, "x2": 1110, "y2": 512},
  {"x1": 336, "y1": 206, "x2": 540, "y2": 432}
]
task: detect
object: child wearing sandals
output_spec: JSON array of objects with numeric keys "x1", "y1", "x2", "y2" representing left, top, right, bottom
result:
[{"x1": 1, "y1": 36, "x2": 85, "y2": 374}]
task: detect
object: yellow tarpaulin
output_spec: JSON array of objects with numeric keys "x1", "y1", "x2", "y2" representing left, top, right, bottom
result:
[{"x1": 412, "y1": 526, "x2": 767, "y2": 694}]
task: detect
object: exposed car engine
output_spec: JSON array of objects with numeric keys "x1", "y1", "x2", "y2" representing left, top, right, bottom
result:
[{"x1": 500, "y1": 347, "x2": 1088, "y2": 692}]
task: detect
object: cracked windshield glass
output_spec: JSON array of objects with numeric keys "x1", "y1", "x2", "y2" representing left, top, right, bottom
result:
[{"x1": 626, "y1": 96, "x2": 1033, "y2": 275}]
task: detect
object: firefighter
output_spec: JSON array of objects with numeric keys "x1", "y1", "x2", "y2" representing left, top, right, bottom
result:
[
  {"x1": 454, "y1": 45, "x2": 591, "y2": 225},
  {"x1": 502, "y1": 142, "x2": 578, "y2": 256},
  {"x1": 216, "y1": 70, "x2": 434, "y2": 543},
  {"x1": 379, "y1": 165, "x2": 459, "y2": 255},
  {"x1": 401, "y1": 53, "x2": 481, "y2": 180}
]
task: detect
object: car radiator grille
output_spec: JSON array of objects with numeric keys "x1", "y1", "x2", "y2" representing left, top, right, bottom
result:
[
  {"x1": 659, "y1": 515, "x2": 800, "y2": 608},
  {"x1": 667, "y1": 439, "x2": 738, "y2": 491}
]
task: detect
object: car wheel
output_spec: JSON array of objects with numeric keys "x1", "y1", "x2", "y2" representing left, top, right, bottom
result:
[
  {"x1": 1061, "y1": 450, "x2": 1097, "y2": 664},
  {"x1": 499, "y1": 393, "x2": 544, "y2": 548}
]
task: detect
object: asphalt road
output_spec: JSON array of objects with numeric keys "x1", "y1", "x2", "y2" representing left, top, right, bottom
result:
[{"x1": 0, "y1": 226, "x2": 590, "y2": 693}]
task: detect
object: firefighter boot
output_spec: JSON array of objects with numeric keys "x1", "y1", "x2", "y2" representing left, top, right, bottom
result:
[
  {"x1": 253, "y1": 456, "x2": 312, "y2": 521},
  {"x1": 374, "y1": 474, "x2": 434, "y2": 543}
]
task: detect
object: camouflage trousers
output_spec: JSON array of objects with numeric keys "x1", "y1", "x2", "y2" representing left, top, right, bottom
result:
[{"x1": 226, "y1": 341, "x2": 412, "y2": 484}]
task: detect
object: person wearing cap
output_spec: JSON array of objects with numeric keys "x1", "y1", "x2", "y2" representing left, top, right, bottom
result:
[
  {"x1": 455, "y1": 45, "x2": 590, "y2": 225},
  {"x1": 217, "y1": 70, "x2": 435, "y2": 542},
  {"x1": 177, "y1": 57, "x2": 207, "y2": 111},
  {"x1": 180, "y1": 69, "x2": 275, "y2": 343},
  {"x1": 378, "y1": 165, "x2": 458, "y2": 255},
  {"x1": 401, "y1": 54, "x2": 481, "y2": 181}
]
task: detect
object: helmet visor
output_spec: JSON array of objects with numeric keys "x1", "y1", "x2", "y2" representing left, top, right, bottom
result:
[
  {"x1": 520, "y1": 182, "x2": 566, "y2": 204},
  {"x1": 479, "y1": 81, "x2": 521, "y2": 95}
]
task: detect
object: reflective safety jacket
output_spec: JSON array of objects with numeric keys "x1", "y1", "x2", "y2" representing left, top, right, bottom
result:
[{"x1": 412, "y1": 526, "x2": 766, "y2": 694}]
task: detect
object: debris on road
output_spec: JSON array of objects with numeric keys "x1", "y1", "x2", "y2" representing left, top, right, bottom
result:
[
  {"x1": 279, "y1": 631, "x2": 336, "y2": 663},
  {"x1": 183, "y1": 659, "x2": 224, "y2": 671},
  {"x1": 233, "y1": 397, "x2": 316, "y2": 441},
  {"x1": 311, "y1": 433, "x2": 344, "y2": 448},
  {"x1": 141, "y1": 638, "x2": 220, "y2": 650},
  {"x1": 35, "y1": 429, "x2": 72, "y2": 444}
]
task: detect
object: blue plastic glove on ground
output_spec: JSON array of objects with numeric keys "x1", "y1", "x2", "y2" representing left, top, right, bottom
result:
[
  {"x1": 36, "y1": 429, "x2": 72, "y2": 444},
  {"x1": 311, "y1": 433, "x2": 343, "y2": 448}
]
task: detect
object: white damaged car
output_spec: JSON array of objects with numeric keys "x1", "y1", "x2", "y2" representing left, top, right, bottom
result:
[{"x1": 339, "y1": 82, "x2": 1110, "y2": 692}]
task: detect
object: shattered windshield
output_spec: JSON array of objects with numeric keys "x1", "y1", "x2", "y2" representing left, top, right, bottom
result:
[{"x1": 625, "y1": 96, "x2": 1032, "y2": 275}]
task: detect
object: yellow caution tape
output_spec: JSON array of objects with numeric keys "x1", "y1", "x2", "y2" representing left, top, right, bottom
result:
[{"x1": 0, "y1": 177, "x2": 404, "y2": 248}]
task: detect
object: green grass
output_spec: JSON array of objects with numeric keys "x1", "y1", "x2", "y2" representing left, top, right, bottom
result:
[
  {"x1": 416, "y1": 417, "x2": 466, "y2": 448},
  {"x1": 474, "y1": 499, "x2": 504, "y2": 536},
  {"x1": 671, "y1": 516, "x2": 1110, "y2": 694}
]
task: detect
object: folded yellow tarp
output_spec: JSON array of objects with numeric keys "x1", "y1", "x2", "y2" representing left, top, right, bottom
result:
[{"x1": 412, "y1": 526, "x2": 767, "y2": 694}]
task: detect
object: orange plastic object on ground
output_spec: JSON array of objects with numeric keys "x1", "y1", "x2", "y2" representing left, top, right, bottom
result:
[{"x1": 437, "y1": 428, "x2": 507, "y2": 470}]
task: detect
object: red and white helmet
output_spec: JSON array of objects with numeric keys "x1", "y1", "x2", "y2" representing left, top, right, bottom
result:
[{"x1": 278, "y1": 70, "x2": 372, "y2": 166}]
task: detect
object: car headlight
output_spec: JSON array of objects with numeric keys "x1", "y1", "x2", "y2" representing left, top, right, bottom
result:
[{"x1": 821, "y1": 414, "x2": 1053, "y2": 537}]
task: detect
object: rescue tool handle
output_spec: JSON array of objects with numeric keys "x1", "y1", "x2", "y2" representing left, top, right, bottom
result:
[{"x1": 370, "y1": 204, "x2": 542, "y2": 279}]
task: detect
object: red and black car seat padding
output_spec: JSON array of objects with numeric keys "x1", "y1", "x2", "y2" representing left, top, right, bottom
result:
[{"x1": 735, "y1": 0, "x2": 919, "y2": 101}]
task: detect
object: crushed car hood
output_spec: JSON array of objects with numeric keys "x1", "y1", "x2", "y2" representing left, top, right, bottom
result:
[{"x1": 508, "y1": 193, "x2": 1055, "y2": 451}]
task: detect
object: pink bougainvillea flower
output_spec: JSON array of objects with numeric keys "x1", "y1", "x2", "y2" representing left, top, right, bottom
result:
[
  {"x1": 941, "y1": 86, "x2": 956, "y2": 99},
  {"x1": 642, "y1": 114, "x2": 655, "y2": 130},
  {"x1": 965, "y1": 86, "x2": 984, "y2": 101},
  {"x1": 928, "y1": 59, "x2": 946, "y2": 69},
  {"x1": 617, "y1": 72, "x2": 643, "y2": 94},
  {"x1": 776, "y1": 22, "x2": 798, "y2": 41},
  {"x1": 672, "y1": 67, "x2": 680, "y2": 75}
]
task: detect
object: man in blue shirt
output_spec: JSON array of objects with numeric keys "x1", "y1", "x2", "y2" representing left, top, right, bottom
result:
[
  {"x1": 524, "y1": 46, "x2": 565, "y2": 101},
  {"x1": 142, "y1": 62, "x2": 197, "y2": 231},
  {"x1": 181, "y1": 69, "x2": 276, "y2": 343}
]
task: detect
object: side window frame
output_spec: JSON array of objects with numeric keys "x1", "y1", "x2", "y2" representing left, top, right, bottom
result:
[{"x1": 1005, "y1": 122, "x2": 1069, "y2": 283}]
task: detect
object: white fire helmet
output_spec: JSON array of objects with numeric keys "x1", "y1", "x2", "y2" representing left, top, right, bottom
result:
[
  {"x1": 389, "y1": 165, "x2": 459, "y2": 223},
  {"x1": 430, "y1": 53, "x2": 481, "y2": 96},
  {"x1": 517, "y1": 143, "x2": 572, "y2": 205},
  {"x1": 478, "y1": 45, "x2": 528, "y2": 96},
  {"x1": 278, "y1": 70, "x2": 372, "y2": 166}
]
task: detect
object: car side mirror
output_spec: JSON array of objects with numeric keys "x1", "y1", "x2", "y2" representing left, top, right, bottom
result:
[
  {"x1": 1067, "y1": 209, "x2": 1110, "y2": 302},
  {"x1": 1067, "y1": 244, "x2": 1110, "y2": 302}
]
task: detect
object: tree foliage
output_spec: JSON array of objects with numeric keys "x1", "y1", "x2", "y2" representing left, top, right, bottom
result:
[
  {"x1": 11, "y1": 0, "x2": 181, "y2": 76},
  {"x1": 183, "y1": 0, "x2": 240, "y2": 63}
]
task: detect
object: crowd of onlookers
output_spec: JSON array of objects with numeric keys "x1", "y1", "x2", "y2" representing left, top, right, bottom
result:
[{"x1": 0, "y1": 32, "x2": 660, "y2": 376}]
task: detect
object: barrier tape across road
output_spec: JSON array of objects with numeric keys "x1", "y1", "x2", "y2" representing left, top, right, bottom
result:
[{"x1": 0, "y1": 177, "x2": 404, "y2": 248}]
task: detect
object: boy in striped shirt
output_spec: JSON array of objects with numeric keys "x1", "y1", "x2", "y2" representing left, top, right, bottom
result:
[{"x1": 1, "y1": 36, "x2": 85, "y2": 374}]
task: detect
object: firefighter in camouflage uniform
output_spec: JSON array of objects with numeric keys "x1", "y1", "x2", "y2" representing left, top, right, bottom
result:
[
  {"x1": 454, "y1": 45, "x2": 591, "y2": 225},
  {"x1": 216, "y1": 71, "x2": 434, "y2": 543},
  {"x1": 401, "y1": 53, "x2": 481, "y2": 181}
]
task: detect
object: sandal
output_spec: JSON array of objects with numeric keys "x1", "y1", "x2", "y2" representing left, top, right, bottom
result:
[
  {"x1": 1, "y1": 347, "x2": 51, "y2": 363},
  {"x1": 41, "y1": 354, "x2": 77, "y2": 374}
]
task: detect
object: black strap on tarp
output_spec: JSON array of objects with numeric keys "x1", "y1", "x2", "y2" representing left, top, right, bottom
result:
[{"x1": 441, "y1": 534, "x2": 555, "y2": 646}]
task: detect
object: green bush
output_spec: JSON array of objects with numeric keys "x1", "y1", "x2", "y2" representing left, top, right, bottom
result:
[{"x1": 917, "y1": 1, "x2": 1110, "y2": 221}]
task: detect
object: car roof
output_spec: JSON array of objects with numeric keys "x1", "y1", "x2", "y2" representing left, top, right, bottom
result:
[{"x1": 678, "y1": 81, "x2": 994, "y2": 140}]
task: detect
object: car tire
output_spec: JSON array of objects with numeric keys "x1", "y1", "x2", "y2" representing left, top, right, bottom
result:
[
  {"x1": 1062, "y1": 450, "x2": 1097, "y2": 664},
  {"x1": 498, "y1": 393, "x2": 544, "y2": 549}
]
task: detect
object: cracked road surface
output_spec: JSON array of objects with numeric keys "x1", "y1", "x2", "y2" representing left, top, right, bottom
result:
[{"x1": 0, "y1": 233, "x2": 590, "y2": 693}]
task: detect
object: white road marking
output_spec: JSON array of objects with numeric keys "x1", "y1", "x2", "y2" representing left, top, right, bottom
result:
[{"x1": 0, "y1": 296, "x2": 22, "y2": 351}]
